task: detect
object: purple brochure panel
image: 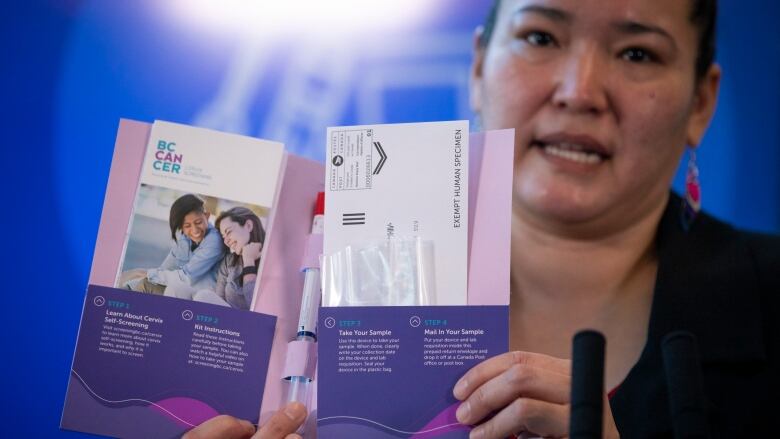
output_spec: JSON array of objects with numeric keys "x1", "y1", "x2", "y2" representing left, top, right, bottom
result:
[
  {"x1": 61, "y1": 285, "x2": 276, "y2": 438},
  {"x1": 318, "y1": 305, "x2": 508, "y2": 438}
]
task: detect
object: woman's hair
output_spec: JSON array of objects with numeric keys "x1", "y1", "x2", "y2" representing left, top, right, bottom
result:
[
  {"x1": 478, "y1": 0, "x2": 717, "y2": 81},
  {"x1": 215, "y1": 206, "x2": 266, "y2": 267},
  {"x1": 169, "y1": 194, "x2": 206, "y2": 241}
]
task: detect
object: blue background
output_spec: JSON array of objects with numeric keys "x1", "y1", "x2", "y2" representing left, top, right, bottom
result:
[{"x1": 2, "y1": 1, "x2": 778, "y2": 437}]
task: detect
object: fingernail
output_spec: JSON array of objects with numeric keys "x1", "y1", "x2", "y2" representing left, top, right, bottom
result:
[
  {"x1": 284, "y1": 402, "x2": 306, "y2": 422},
  {"x1": 469, "y1": 426, "x2": 483, "y2": 439},
  {"x1": 238, "y1": 419, "x2": 256, "y2": 434},
  {"x1": 454, "y1": 378, "x2": 468, "y2": 399},
  {"x1": 456, "y1": 401, "x2": 470, "y2": 423}
]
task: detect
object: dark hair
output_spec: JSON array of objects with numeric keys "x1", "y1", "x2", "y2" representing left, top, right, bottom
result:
[
  {"x1": 479, "y1": 0, "x2": 717, "y2": 81},
  {"x1": 215, "y1": 206, "x2": 266, "y2": 268},
  {"x1": 169, "y1": 194, "x2": 206, "y2": 241},
  {"x1": 689, "y1": 0, "x2": 717, "y2": 81}
]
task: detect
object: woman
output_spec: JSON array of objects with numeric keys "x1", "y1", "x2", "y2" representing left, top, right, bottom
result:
[
  {"x1": 120, "y1": 193, "x2": 224, "y2": 294},
  {"x1": 452, "y1": 0, "x2": 778, "y2": 438},
  {"x1": 188, "y1": 206, "x2": 265, "y2": 310},
  {"x1": 188, "y1": 0, "x2": 778, "y2": 437}
]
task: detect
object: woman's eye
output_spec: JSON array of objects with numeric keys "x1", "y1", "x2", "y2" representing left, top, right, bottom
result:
[
  {"x1": 621, "y1": 47, "x2": 656, "y2": 63},
  {"x1": 524, "y1": 31, "x2": 556, "y2": 47}
]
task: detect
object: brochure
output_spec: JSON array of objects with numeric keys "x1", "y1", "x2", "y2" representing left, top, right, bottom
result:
[
  {"x1": 61, "y1": 119, "x2": 513, "y2": 439},
  {"x1": 61, "y1": 285, "x2": 277, "y2": 438},
  {"x1": 317, "y1": 127, "x2": 515, "y2": 438},
  {"x1": 61, "y1": 120, "x2": 292, "y2": 438}
]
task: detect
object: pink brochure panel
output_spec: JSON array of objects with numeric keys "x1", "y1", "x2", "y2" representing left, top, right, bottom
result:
[
  {"x1": 89, "y1": 119, "x2": 149, "y2": 287},
  {"x1": 252, "y1": 155, "x2": 324, "y2": 420},
  {"x1": 468, "y1": 129, "x2": 515, "y2": 306}
]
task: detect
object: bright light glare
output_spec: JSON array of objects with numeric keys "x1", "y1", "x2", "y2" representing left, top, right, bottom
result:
[{"x1": 167, "y1": 0, "x2": 437, "y2": 40}]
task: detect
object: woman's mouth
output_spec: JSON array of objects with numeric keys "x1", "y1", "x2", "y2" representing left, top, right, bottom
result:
[
  {"x1": 531, "y1": 135, "x2": 612, "y2": 166},
  {"x1": 536, "y1": 142, "x2": 605, "y2": 164}
]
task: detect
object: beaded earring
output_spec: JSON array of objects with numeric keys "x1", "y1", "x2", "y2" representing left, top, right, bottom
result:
[{"x1": 680, "y1": 148, "x2": 701, "y2": 231}]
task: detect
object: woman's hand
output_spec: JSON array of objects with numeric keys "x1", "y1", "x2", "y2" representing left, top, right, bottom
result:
[
  {"x1": 118, "y1": 268, "x2": 149, "y2": 289},
  {"x1": 453, "y1": 351, "x2": 619, "y2": 439},
  {"x1": 241, "y1": 242, "x2": 263, "y2": 267},
  {"x1": 182, "y1": 402, "x2": 307, "y2": 439}
]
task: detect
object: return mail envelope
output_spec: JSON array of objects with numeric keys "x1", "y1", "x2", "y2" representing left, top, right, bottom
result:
[{"x1": 324, "y1": 120, "x2": 469, "y2": 305}]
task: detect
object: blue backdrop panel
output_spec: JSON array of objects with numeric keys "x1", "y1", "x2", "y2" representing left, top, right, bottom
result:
[{"x1": 1, "y1": 0, "x2": 778, "y2": 437}]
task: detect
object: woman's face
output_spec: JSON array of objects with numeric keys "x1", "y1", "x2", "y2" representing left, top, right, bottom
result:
[
  {"x1": 472, "y1": 0, "x2": 719, "y2": 232},
  {"x1": 219, "y1": 217, "x2": 253, "y2": 254},
  {"x1": 181, "y1": 211, "x2": 209, "y2": 244}
]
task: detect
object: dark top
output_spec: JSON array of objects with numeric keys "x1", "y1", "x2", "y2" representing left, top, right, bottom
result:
[{"x1": 610, "y1": 193, "x2": 780, "y2": 438}]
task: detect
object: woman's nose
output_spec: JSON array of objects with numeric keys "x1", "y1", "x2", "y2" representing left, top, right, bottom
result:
[{"x1": 551, "y1": 45, "x2": 608, "y2": 115}]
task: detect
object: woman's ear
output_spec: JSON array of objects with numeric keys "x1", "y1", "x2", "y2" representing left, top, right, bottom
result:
[
  {"x1": 470, "y1": 26, "x2": 486, "y2": 114},
  {"x1": 686, "y1": 64, "x2": 721, "y2": 147},
  {"x1": 244, "y1": 220, "x2": 253, "y2": 232}
]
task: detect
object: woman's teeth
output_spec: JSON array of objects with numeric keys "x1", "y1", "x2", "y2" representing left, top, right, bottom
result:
[{"x1": 542, "y1": 142, "x2": 603, "y2": 164}]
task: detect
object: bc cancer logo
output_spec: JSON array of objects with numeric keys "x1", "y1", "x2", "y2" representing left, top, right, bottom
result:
[{"x1": 153, "y1": 140, "x2": 183, "y2": 173}]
